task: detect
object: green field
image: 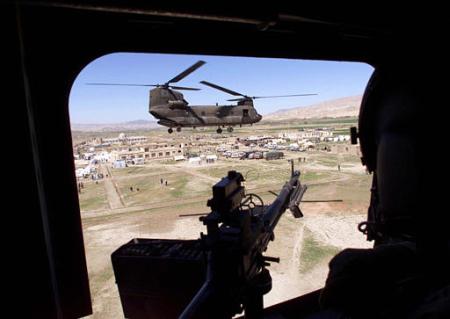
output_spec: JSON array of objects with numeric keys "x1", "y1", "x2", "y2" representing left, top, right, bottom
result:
[
  {"x1": 78, "y1": 181, "x2": 109, "y2": 211},
  {"x1": 79, "y1": 150, "x2": 369, "y2": 212},
  {"x1": 110, "y1": 165, "x2": 168, "y2": 177},
  {"x1": 299, "y1": 228, "x2": 340, "y2": 273},
  {"x1": 116, "y1": 172, "x2": 212, "y2": 206}
]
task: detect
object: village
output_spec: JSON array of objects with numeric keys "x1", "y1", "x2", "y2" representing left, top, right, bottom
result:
[{"x1": 74, "y1": 127, "x2": 356, "y2": 182}]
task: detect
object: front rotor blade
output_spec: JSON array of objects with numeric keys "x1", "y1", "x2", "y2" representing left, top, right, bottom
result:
[
  {"x1": 168, "y1": 85, "x2": 201, "y2": 91},
  {"x1": 227, "y1": 98, "x2": 248, "y2": 102},
  {"x1": 167, "y1": 60, "x2": 206, "y2": 83},
  {"x1": 86, "y1": 83, "x2": 158, "y2": 87},
  {"x1": 252, "y1": 93, "x2": 318, "y2": 99},
  {"x1": 200, "y1": 81, "x2": 245, "y2": 97}
]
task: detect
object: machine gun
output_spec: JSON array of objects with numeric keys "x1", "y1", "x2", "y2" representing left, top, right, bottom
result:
[{"x1": 180, "y1": 164, "x2": 307, "y2": 319}]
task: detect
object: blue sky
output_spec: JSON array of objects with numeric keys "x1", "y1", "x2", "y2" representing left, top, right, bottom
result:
[{"x1": 69, "y1": 53, "x2": 373, "y2": 123}]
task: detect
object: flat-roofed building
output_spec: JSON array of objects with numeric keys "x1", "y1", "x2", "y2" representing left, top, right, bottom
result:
[
  {"x1": 110, "y1": 142, "x2": 185, "y2": 162},
  {"x1": 103, "y1": 133, "x2": 148, "y2": 145}
]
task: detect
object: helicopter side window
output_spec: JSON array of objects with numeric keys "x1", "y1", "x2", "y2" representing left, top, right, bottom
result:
[{"x1": 69, "y1": 53, "x2": 375, "y2": 318}]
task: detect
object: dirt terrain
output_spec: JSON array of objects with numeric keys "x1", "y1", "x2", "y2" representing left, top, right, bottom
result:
[
  {"x1": 75, "y1": 124, "x2": 373, "y2": 319},
  {"x1": 82, "y1": 203, "x2": 371, "y2": 318}
]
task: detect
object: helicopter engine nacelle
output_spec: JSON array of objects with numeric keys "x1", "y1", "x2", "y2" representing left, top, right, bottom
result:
[{"x1": 168, "y1": 100, "x2": 187, "y2": 110}]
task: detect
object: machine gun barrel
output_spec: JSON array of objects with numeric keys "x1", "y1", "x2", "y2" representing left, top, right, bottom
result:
[{"x1": 263, "y1": 170, "x2": 305, "y2": 230}]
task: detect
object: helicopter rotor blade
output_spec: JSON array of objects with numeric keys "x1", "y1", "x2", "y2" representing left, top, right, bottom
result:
[
  {"x1": 227, "y1": 93, "x2": 318, "y2": 101},
  {"x1": 168, "y1": 85, "x2": 201, "y2": 91},
  {"x1": 86, "y1": 83, "x2": 159, "y2": 87},
  {"x1": 200, "y1": 81, "x2": 246, "y2": 97},
  {"x1": 87, "y1": 61, "x2": 205, "y2": 89},
  {"x1": 252, "y1": 93, "x2": 318, "y2": 99},
  {"x1": 227, "y1": 98, "x2": 249, "y2": 102},
  {"x1": 167, "y1": 60, "x2": 206, "y2": 84},
  {"x1": 86, "y1": 83, "x2": 200, "y2": 90}
]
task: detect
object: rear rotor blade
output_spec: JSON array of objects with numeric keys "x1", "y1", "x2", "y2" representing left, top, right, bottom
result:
[
  {"x1": 200, "y1": 81, "x2": 246, "y2": 97},
  {"x1": 227, "y1": 93, "x2": 318, "y2": 101},
  {"x1": 252, "y1": 93, "x2": 318, "y2": 99},
  {"x1": 167, "y1": 60, "x2": 206, "y2": 84}
]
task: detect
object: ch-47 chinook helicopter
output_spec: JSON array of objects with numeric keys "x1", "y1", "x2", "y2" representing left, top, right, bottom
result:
[{"x1": 88, "y1": 60, "x2": 317, "y2": 133}]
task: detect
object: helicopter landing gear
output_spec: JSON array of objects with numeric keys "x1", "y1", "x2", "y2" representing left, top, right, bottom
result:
[
  {"x1": 216, "y1": 127, "x2": 223, "y2": 134},
  {"x1": 176, "y1": 127, "x2": 181, "y2": 132},
  {"x1": 227, "y1": 127, "x2": 234, "y2": 132},
  {"x1": 168, "y1": 128, "x2": 173, "y2": 134}
]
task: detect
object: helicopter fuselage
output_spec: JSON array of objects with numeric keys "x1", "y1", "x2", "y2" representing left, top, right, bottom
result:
[
  {"x1": 150, "y1": 104, "x2": 262, "y2": 127},
  {"x1": 89, "y1": 61, "x2": 313, "y2": 134},
  {"x1": 148, "y1": 88, "x2": 262, "y2": 129}
]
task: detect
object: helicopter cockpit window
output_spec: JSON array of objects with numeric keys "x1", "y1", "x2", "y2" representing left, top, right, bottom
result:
[{"x1": 69, "y1": 53, "x2": 373, "y2": 318}]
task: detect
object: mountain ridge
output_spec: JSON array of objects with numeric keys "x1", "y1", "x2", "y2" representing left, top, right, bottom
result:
[{"x1": 262, "y1": 95, "x2": 362, "y2": 121}]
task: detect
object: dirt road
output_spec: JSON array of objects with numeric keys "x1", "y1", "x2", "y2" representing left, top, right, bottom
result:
[{"x1": 100, "y1": 164, "x2": 125, "y2": 209}]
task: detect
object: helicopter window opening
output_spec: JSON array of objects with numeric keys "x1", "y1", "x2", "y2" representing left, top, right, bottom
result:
[{"x1": 69, "y1": 52, "x2": 373, "y2": 317}]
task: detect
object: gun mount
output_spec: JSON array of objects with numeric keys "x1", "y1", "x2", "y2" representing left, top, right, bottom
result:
[
  {"x1": 180, "y1": 169, "x2": 307, "y2": 319},
  {"x1": 111, "y1": 167, "x2": 307, "y2": 319}
]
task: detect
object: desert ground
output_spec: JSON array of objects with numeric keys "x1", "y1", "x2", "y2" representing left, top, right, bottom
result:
[{"x1": 76, "y1": 120, "x2": 373, "y2": 318}]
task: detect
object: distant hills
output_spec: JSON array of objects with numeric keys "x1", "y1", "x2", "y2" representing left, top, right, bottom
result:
[
  {"x1": 262, "y1": 95, "x2": 362, "y2": 122},
  {"x1": 71, "y1": 119, "x2": 159, "y2": 132}
]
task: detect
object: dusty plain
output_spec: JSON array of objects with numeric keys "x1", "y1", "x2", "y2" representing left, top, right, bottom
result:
[{"x1": 75, "y1": 118, "x2": 373, "y2": 318}]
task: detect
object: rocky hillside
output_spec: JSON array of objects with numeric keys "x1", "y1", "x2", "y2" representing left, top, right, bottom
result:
[{"x1": 263, "y1": 95, "x2": 362, "y2": 121}]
